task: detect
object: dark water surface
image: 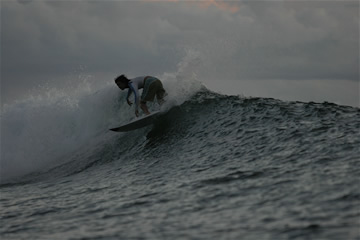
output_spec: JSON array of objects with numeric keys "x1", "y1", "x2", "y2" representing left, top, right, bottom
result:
[{"x1": 1, "y1": 90, "x2": 359, "y2": 239}]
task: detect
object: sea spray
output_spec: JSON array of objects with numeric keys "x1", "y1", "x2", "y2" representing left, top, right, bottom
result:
[
  {"x1": 160, "y1": 49, "x2": 205, "y2": 109},
  {"x1": 0, "y1": 82, "x2": 123, "y2": 182},
  {"x1": 0, "y1": 52, "x2": 205, "y2": 182}
]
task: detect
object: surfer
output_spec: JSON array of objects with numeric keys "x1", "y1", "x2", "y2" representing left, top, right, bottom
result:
[{"x1": 115, "y1": 75, "x2": 166, "y2": 117}]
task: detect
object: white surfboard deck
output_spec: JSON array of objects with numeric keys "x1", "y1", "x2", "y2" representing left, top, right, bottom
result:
[{"x1": 110, "y1": 111, "x2": 162, "y2": 132}]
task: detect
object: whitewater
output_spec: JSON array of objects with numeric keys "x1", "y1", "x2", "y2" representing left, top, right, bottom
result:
[{"x1": 1, "y1": 73, "x2": 359, "y2": 239}]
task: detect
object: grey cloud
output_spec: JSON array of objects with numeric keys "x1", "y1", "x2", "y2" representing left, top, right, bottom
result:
[
  {"x1": 1, "y1": 1, "x2": 359, "y2": 104},
  {"x1": 17, "y1": 0, "x2": 33, "y2": 5}
]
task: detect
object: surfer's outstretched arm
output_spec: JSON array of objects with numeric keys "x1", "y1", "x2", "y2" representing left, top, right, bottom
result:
[
  {"x1": 128, "y1": 82, "x2": 141, "y2": 117},
  {"x1": 126, "y1": 89, "x2": 133, "y2": 106}
]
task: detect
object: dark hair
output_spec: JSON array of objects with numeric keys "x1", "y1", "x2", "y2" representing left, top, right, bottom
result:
[{"x1": 114, "y1": 74, "x2": 129, "y2": 84}]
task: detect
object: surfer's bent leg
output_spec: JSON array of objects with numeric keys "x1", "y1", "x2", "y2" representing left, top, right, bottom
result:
[
  {"x1": 140, "y1": 101, "x2": 151, "y2": 115},
  {"x1": 141, "y1": 77, "x2": 166, "y2": 108}
]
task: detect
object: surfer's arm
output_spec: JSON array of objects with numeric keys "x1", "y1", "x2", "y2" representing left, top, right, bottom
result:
[
  {"x1": 128, "y1": 83, "x2": 140, "y2": 112},
  {"x1": 126, "y1": 89, "x2": 133, "y2": 106}
]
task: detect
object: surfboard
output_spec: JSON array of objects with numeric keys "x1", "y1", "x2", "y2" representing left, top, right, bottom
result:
[{"x1": 109, "y1": 111, "x2": 162, "y2": 132}]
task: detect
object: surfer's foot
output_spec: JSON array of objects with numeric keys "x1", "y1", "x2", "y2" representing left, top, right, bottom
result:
[{"x1": 140, "y1": 102, "x2": 151, "y2": 115}]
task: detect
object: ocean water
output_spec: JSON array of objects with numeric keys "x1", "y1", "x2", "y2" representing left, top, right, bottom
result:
[{"x1": 1, "y1": 81, "x2": 359, "y2": 239}]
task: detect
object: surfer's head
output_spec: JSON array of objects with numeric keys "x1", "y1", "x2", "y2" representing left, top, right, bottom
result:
[{"x1": 115, "y1": 75, "x2": 129, "y2": 90}]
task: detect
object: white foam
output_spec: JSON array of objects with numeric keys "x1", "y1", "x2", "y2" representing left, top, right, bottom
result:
[{"x1": 160, "y1": 49, "x2": 205, "y2": 109}]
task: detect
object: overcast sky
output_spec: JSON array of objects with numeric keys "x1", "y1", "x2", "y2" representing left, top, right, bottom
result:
[{"x1": 1, "y1": 0, "x2": 359, "y2": 106}]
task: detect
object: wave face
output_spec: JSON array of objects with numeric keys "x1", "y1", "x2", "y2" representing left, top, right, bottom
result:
[{"x1": 1, "y1": 88, "x2": 359, "y2": 239}]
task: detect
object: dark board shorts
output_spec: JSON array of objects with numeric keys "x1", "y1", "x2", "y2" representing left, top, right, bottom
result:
[{"x1": 141, "y1": 77, "x2": 166, "y2": 102}]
